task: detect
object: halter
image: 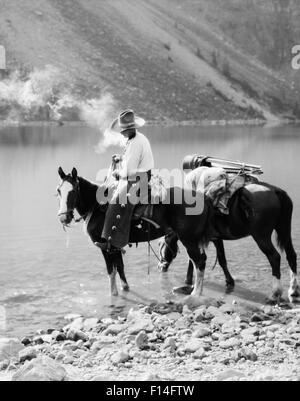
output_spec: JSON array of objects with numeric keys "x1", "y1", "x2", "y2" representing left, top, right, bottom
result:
[
  {"x1": 57, "y1": 179, "x2": 92, "y2": 225},
  {"x1": 159, "y1": 233, "x2": 179, "y2": 263}
]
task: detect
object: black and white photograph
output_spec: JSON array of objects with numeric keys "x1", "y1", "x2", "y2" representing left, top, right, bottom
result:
[{"x1": 0, "y1": 0, "x2": 300, "y2": 384}]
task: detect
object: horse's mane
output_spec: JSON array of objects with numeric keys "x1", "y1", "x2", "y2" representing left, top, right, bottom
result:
[{"x1": 78, "y1": 176, "x2": 100, "y2": 190}]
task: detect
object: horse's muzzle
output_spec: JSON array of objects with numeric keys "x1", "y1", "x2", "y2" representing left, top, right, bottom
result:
[{"x1": 58, "y1": 211, "x2": 74, "y2": 225}]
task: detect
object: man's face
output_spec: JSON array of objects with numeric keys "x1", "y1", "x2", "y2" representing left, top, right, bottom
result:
[
  {"x1": 121, "y1": 128, "x2": 136, "y2": 139},
  {"x1": 121, "y1": 130, "x2": 129, "y2": 138}
]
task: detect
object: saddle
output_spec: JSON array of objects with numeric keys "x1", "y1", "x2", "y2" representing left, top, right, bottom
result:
[
  {"x1": 100, "y1": 173, "x2": 167, "y2": 249},
  {"x1": 185, "y1": 166, "x2": 259, "y2": 215},
  {"x1": 132, "y1": 204, "x2": 160, "y2": 228},
  {"x1": 133, "y1": 173, "x2": 169, "y2": 228},
  {"x1": 183, "y1": 154, "x2": 263, "y2": 215}
]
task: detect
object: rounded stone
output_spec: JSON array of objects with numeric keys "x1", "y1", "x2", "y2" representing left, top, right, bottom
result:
[
  {"x1": 21, "y1": 337, "x2": 32, "y2": 347},
  {"x1": 135, "y1": 331, "x2": 148, "y2": 350}
]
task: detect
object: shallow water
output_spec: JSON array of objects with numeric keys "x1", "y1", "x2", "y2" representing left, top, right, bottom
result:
[{"x1": 0, "y1": 124, "x2": 300, "y2": 337}]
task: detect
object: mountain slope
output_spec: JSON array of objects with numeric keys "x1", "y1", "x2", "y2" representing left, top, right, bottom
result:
[{"x1": 0, "y1": 0, "x2": 297, "y2": 122}]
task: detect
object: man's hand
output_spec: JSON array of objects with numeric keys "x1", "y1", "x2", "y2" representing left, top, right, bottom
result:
[
  {"x1": 112, "y1": 169, "x2": 121, "y2": 180},
  {"x1": 112, "y1": 154, "x2": 122, "y2": 163}
]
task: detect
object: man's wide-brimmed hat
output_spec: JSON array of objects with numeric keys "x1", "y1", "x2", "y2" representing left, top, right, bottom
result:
[{"x1": 108, "y1": 109, "x2": 145, "y2": 134}]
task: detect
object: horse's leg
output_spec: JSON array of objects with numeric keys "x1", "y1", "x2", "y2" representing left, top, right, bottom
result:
[
  {"x1": 102, "y1": 250, "x2": 118, "y2": 296},
  {"x1": 184, "y1": 245, "x2": 207, "y2": 297},
  {"x1": 213, "y1": 239, "x2": 235, "y2": 292},
  {"x1": 274, "y1": 189, "x2": 299, "y2": 302},
  {"x1": 185, "y1": 260, "x2": 194, "y2": 286},
  {"x1": 285, "y1": 239, "x2": 300, "y2": 302},
  {"x1": 184, "y1": 240, "x2": 235, "y2": 290},
  {"x1": 253, "y1": 235, "x2": 283, "y2": 302},
  {"x1": 114, "y1": 251, "x2": 130, "y2": 292}
]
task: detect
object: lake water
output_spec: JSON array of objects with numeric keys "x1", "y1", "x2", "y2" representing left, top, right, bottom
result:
[{"x1": 1, "y1": 123, "x2": 300, "y2": 338}]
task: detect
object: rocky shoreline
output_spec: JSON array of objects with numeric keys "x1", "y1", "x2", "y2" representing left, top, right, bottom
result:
[{"x1": 1, "y1": 297, "x2": 300, "y2": 381}]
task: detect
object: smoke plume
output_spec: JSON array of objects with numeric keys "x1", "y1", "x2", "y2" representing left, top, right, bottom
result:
[{"x1": 0, "y1": 65, "x2": 124, "y2": 151}]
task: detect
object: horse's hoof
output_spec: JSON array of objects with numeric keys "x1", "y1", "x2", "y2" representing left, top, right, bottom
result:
[
  {"x1": 111, "y1": 291, "x2": 119, "y2": 297},
  {"x1": 288, "y1": 286, "x2": 300, "y2": 303},
  {"x1": 191, "y1": 290, "x2": 203, "y2": 297},
  {"x1": 173, "y1": 285, "x2": 193, "y2": 295},
  {"x1": 266, "y1": 295, "x2": 285, "y2": 305},
  {"x1": 122, "y1": 284, "x2": 130, "y2": 292},
  {"x1": 288, "y1": 294, "x2": 300, "y2": 304},
  {"x1": 265, "y1": 297, "x2": 277, "y2": 306},
  {"x1": 225, "y1": 285, "x2": 235, "y2": 294},
  {"x1": 182, "y1": 295, "x2": 206, "y2": 309},
  {"x1": 279, "y1": 302, "x2": 293, "y2": 310}
]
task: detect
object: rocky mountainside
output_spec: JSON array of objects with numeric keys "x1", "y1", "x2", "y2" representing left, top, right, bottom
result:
[{"x1": 0, "y1": 0, "x2": 299, "y2": 122}]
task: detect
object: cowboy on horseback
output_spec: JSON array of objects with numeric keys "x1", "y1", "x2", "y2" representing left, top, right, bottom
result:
[{"x1": 99, "y1": 109, "x2": 154, "y2": 251}]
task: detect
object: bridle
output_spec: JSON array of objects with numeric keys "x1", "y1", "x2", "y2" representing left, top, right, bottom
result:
[
  {"x1": 158, "y1": 233, "x2": 179, "y2": 263},
  {"x1": 57, "y1": 179, "x2": 87, "y2": 225}
]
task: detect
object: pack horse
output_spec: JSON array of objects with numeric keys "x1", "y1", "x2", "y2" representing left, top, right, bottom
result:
[{"x1": 158, "y1": 155, "x2": 300, "y2": 303}]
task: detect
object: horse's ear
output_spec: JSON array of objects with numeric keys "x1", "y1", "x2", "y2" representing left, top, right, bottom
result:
[
  {"x1": 58, "y1": 167, "x2": 66, "y2": 179},
  {"x1": 72, "y1": 167, "x2": 78, "y2": 179}
]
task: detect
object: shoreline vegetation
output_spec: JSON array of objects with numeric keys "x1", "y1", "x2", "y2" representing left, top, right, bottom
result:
[
  {"x1": 0, "y1": 298, "x2": 300, "y2": 381},
  {"x1": 0, "y1": 118, "x2": 298, "y2": 130}
]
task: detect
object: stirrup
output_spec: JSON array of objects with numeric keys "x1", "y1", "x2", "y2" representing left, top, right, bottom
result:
[{"x1": 94, "y1": 241, "x2": 125, "y2": 254}]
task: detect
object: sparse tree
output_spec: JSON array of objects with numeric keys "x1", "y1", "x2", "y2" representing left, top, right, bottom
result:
[
  {"x1": 222, "y1": 58, "x2": 231, "y2": 79},
  {"x1": 293, "y1": 101, "x2": 300, "y2": 118},
  {"x1": 212, "y1": 50, "x2": 218, "y2": 68}
]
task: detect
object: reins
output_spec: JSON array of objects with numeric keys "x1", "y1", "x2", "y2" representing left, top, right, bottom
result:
[
  {"x1": 146, "y1": 221, "x2": 162, "y2": 275},
  {"x1": 148, "y1": 240, "x2": 161, "y2": 263},
  {"x1": 74, "y1": 210, "x2": 91, "y2": 223}
]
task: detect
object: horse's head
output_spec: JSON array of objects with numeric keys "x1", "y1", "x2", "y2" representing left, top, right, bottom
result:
[
  {"x1": 157, "y1": 231, "x2": 179, "y2": 272},
  {"x1": 56, "y1": 167, "x2": 79, "y2": 226}
]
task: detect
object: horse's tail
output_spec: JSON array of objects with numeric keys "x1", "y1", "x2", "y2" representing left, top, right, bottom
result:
[{"x1": 275, "y1": 189, "x2": 294, "y2": 251}]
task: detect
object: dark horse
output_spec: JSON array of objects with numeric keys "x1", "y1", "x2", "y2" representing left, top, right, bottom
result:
[
  {"x1": 158, "y1": 170, "x2": 300, "y2": 303},
  {"x1": 56, "y1": 167, "x2": 212, "y2": 296}
]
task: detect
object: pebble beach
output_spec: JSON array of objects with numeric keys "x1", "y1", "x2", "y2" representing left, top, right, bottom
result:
[{"x1": 1, "y1": 297, "x2": 300, "y2": 382}]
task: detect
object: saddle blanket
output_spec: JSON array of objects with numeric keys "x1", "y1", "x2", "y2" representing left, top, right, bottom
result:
[{"x1": 185, "y1": 166, "x2": 258, "y2": 214}]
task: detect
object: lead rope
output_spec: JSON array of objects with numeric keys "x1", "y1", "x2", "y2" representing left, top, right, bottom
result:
[
  {"x1": 62, "y1": 226, "x2": 71, "y2": 249},
  {"x1": 148, "y1": 241, "x2": 161, "y2": 263},
  {"x1": 147, "y1": 222, "x2": 151, "y2": 276},
  {"x1": 66, "y1": 232, "x2": 70, "y2": 249}
]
